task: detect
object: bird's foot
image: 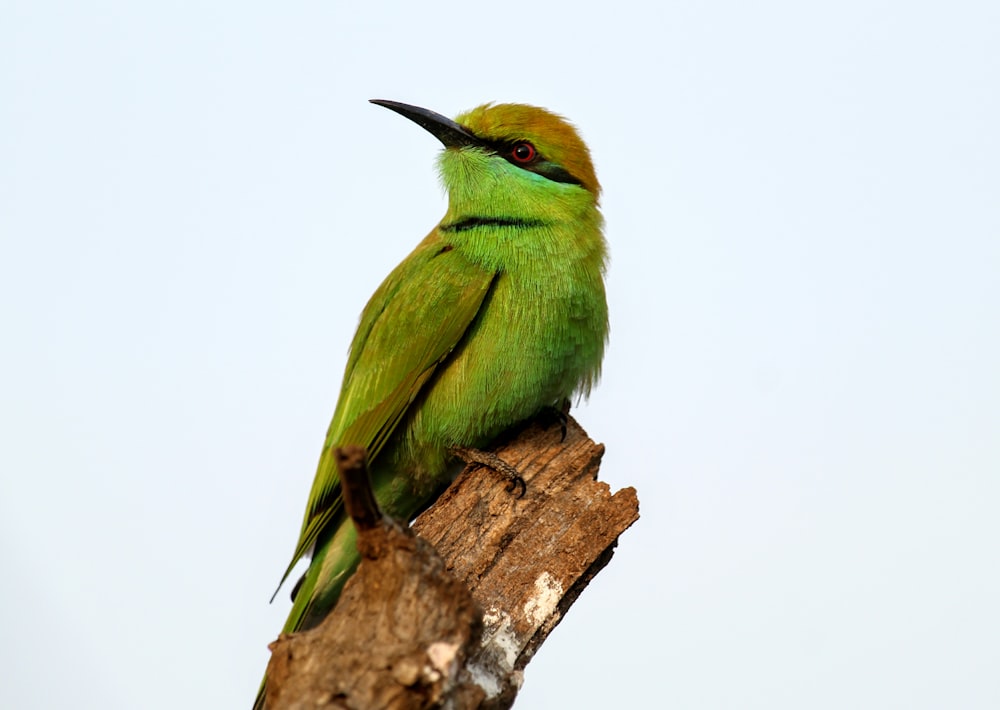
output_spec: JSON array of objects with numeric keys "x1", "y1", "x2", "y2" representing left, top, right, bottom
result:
[
  {"x1": 449, "y1": 445, "x2": 527, "y2": 498},
  {"x1": 535, "y1": 400, "x2": 570, "y2": 442}
]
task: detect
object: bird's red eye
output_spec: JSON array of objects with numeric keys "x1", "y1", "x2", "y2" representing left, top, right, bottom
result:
[{"x1": 511, "y1": 142, "x2": 536, "y2": 163}]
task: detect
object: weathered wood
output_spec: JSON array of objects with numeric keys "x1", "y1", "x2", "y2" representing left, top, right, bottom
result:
[{"x1": 263, "y1": 417, "x2": 639, "y2": 709}]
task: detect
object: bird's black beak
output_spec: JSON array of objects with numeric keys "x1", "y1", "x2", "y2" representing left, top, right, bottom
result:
[{"x1": 370, "y1": 99, "x2": 485, "y2": 149}]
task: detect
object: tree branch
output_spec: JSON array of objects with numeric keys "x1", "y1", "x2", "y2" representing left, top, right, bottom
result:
[{"x1": 263, "y1": 417, "x2": 639, "y2": 709}]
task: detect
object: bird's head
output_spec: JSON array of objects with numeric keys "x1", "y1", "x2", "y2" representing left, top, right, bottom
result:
[{"x1": 371, "y1": 100, "x2": 601, "y2": 221}]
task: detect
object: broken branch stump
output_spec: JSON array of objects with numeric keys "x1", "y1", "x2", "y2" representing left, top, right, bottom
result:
[{"x1": 263, "y1": 417, "x2": 639, "y2": 709}]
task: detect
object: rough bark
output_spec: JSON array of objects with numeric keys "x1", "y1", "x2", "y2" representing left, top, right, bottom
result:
[{"x1": 263, "y1": 417, "x2": 639, "y2": 710}]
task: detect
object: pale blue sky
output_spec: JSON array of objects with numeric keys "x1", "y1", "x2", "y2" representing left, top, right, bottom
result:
[{"x1": 2, "y1": 1, "x2": 998, "y2": 708}]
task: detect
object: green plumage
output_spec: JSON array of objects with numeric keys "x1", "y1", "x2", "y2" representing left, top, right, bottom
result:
[{"x1": 255, "y1": 100, "x2": 607, "y2": 709}]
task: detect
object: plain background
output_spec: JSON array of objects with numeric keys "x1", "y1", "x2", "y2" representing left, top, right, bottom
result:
[{"x1": 2, "y1": 1, "x2": 998, "y2": 708}]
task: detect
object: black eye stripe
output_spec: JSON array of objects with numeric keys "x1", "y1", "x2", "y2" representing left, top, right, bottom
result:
[
  {"x1": 484, "y1": 139, "x2": 582, "y2": 186},
  {"x1": 528, "y1": 162, "x2": 582, "y2": 186}
]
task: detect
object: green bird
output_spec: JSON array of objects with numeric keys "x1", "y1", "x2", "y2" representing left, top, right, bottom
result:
[{"x1": 255, "y1": 99, "x2": 608, "y2": 708}]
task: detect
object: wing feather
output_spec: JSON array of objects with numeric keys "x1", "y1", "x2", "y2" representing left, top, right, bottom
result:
[{"x1": 273, "y1": 239, "x2": 496, "y2": 593}]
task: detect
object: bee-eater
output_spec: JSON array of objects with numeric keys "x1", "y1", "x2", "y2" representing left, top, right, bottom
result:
[{"x1": 254, "y1": 99, "x2": 608, "y2": 708}]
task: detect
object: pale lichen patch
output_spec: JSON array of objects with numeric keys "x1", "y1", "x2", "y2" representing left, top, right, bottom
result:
[
  {"x1": 466, "y1": 606, "x2": 524, "y2": 699},
  {"x1": 480, "y1": 607, "x2": 521, "y2": 670},
  {"x1": 523, "y1": 571, "x2": 563, "y2": 627}
]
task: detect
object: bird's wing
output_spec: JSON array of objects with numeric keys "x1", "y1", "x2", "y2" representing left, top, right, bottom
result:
[{"x1": 273, "y1": 239, "x2": 497, "y2": 593}]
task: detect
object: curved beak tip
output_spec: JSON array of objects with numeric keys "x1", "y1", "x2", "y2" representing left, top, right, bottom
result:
[{"x1": 368, "y1": 99, "x2": 482, "y2": 150}]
